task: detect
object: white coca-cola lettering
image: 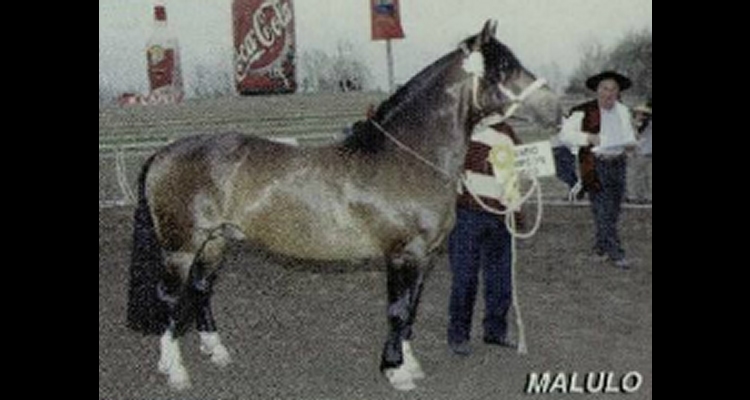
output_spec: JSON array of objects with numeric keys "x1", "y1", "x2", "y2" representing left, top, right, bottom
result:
[{"x1": 236, "y1": 0, "x2": 293, "y2": 82}]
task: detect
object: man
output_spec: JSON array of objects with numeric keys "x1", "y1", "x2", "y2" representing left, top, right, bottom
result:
[
  {"x1": 627, "y1": 101, "x2": 653, "y2": 204},
  {"x1": 560, "y1": 71, "x2": 637, "y2": 269},
  {"x1": 448, "y1": 121, "x2": 519, "y2": 356}
]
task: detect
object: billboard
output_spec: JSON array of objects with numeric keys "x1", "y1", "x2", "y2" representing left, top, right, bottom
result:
[
  {"x1": 233, "y1": 0, "x2": 297, "y2": 95},
  {"x1": 371, "y1": 0, "x2": 405, "y2": 40}
]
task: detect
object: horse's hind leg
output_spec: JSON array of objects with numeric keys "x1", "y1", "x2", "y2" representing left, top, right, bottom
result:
[
  {"x1": 157, "y1": 233, "x2": 232, "y2": 389},
  {"x1": 192, "y1": 232, "x2": 232, "y2": 368},
  {"x1": 157, "y1": 252, "x2": 193, "y2": 390},
  {"x1": 193, "y1": 242, "x2": 232, "y2": 367}
]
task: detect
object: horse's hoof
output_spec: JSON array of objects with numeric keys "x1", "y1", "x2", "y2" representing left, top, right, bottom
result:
[
  {"x1": 408, "y1": 366, "x2": 426, "y2": 381},
  {"x1": 167, "y1": 367, "x2": 191, "y2": 391},
  {"x1": 158, "y1": 357, "x2": 171, "y2": 375},
  {"x1": 385, "y1": 367, "x2": 417, "y2": 391},
  {"x1": 209, "y1": 344, "x2": 231, "y2": 368},
  {"x1": 199, "y1": 332, "x2": 232, "y2": 368},
  {"x1": 402, "y1": 341, "x2": 425, "y2": 380}
]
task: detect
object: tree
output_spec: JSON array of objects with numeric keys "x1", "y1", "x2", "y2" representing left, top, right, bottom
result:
[
  {"x1": 608, "y1": 30, "x2": 652, "y2": 97},
  {"x1": 535, "y1": 62, "x2": 567, "y2": 94},
  {"x1": 567, "y1": 30, "x2": 652, "y2": 98},
  {"x1": 191, "y1": 63, "x2": 233, "y2": 99},
  {"x1": 298, "y1": 41, "x2": 372, "y2": 93},
  {"x1": 567, "y1": 41, "x2": 609, "y2": 95}
]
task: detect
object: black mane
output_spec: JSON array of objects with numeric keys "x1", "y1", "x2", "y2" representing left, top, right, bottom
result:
[{"x1": 340, "y1": 50, "x2": 463, "y2": 155}]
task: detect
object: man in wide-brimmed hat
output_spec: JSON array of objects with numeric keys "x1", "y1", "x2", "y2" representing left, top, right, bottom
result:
[
  {"x1": 559, "y1": 71, "x2": 638, "y2": 269},
  {"x1": 627, "y1": 100, "x2": 653, "y2": 204}
]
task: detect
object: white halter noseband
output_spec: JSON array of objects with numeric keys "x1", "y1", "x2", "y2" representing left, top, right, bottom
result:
[{"x1": 462, "y1": 46, "x2": 548, "y2": 124}]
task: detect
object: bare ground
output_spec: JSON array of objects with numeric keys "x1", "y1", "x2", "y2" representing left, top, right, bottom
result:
[{"x1": 99, "y1": 204, "x2": 652, "y2": 400}]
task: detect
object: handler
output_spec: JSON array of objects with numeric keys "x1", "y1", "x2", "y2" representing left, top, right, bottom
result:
[
  {"x1": 560, "y1": 71, "x2": 637, "y2": 269},
  {"x1": 447, "y1": 121, "x2": 520, "y2": 356}
]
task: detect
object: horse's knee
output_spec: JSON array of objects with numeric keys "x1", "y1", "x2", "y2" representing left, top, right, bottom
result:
[{"x1": 164, "y1": 251, "x2": 196, "y2": 282}]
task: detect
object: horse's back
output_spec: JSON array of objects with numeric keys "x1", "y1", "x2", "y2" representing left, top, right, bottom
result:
[{"x1": 144, "y1": 133, "x2": 297, "y2": 250}]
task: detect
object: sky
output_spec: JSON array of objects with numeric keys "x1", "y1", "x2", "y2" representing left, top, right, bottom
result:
[{"x1": 99, "y1": 0, "x2": 652, "y2": 95}]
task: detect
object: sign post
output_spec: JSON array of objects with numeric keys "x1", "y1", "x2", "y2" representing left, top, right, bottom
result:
[{"x1": 370, "y1": 0, "x2": 404, "y2": 93}]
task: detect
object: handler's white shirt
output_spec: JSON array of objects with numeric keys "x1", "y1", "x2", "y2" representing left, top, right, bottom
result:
[
  {"x1": 559, "y1": 101, "x2": 637, "y2": 156},
  {"x1": 597, "y1": 104, "x2": 637, "y2": 156}
]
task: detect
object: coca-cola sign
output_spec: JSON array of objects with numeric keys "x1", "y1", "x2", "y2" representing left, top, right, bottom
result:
[{"x1": 233, "y1": 0, "x2": 296, "y2": 94}]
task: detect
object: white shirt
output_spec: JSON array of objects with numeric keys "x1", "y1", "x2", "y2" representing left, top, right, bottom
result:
[
  {"x1": 558, "y1": 101, "x2": 637, "y2": 156},
  {"x1": 597, "y1": 103, "x2": 638, "y2": 155}
]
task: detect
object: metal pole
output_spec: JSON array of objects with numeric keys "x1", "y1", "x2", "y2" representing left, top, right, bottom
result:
[{"x1": 386, "y1": 39, "x2": 395, "y2": 93}]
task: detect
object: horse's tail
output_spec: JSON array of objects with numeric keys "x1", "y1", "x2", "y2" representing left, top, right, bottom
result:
[{"x1": 127, "y1": 156, "x2": 169, "y2": 335}]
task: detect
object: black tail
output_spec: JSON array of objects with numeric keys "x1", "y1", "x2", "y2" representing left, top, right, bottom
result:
[{"x1": 126, "y1": 156, "x2": 169, "y2": 335}]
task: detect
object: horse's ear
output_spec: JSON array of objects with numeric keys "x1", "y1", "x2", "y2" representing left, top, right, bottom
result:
[{"x1": 480, "y1": 19, "x2": 498, "y2": 44}]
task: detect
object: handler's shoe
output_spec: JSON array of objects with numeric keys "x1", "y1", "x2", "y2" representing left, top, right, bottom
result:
[
  {"x1": 613, "y1": 258, "x2": 632, "y2": 269},
  {"x1": 449, "y1": 341, "x2": 472, "y2": 356},
  {"x1": 483, "y1": 336, "x2": 516, "y2": 349}
]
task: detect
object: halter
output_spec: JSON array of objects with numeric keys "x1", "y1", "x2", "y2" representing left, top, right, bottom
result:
[
  {"x1": 459, "y1": 43, "x2": 548, "y2": 123},
  {"x1": 376, "y1": 48, "x2": 548, "y2": 356},
  {"x1": 471, "y1": 72, "x2": 548, "y2": 124},
  {"x1": 372, "y1": 49, "x2": 549, "y2": 180}
]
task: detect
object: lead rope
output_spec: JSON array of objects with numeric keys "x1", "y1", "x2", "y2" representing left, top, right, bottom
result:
[
  {"x1": 461, "y1": 172, "x2": 541, "y2": 355},
  {"x1": 375, "y1": 63, "x2": 548, "y2": 354},
  {"x1": 115, "y1": 146, "x2": 137, "y2": 205},
  {"x1": 369, "y1": 119, "x2": 454, "y2": 180}
]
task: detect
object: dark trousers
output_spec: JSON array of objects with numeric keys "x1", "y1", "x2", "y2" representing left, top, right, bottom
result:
[
  {"x1": 553, "y1": 146, "x2": 579, "y2": 189},
  {"x1": 448, "y1": 207, "x2": 512, "y2": 344},
  {"x1": 590, "y1": 156, "x2": 627, "y2": 261}
]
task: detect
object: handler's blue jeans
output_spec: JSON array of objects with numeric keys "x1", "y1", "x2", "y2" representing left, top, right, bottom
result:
[
  {"x1": 553, "y1": 146, "x2": 579, "y2": 189},
  {"x1": 591, "y1": 156, "x2": 627, "y2": 261},
  {"x1": 448, "y1": 207, "x2": 512, "y2": 345}
]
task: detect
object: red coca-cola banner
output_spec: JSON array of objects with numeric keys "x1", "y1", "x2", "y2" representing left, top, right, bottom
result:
[
  {"x1": 371, "y1": 0, "x2": 405, "y2": 40},
  {"x1": 233, "y1": 0, "x2": 296, "y2": 95}
]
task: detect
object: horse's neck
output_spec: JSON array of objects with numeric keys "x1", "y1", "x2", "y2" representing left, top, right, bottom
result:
[{"x1": 380, "y1": 58, "x2": 471, "y2": 178}]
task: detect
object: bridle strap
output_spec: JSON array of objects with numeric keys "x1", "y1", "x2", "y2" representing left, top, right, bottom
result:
[
  {"x1": 369, "y1": 119, "x2": 454, "y2": 180},
  {"x1": 372, "y1": 51, "x2": 548, "y2": 181},
  {"x1": 473, "y1": 73, "x2": 548, "y2": 124}
]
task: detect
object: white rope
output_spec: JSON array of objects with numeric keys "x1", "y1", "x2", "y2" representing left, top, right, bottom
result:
[
  {"x1": 115, "y1": 147, "x2": 137, "y2": 205},
  {"x1": 369, "y1": 119, "x2": 453, "y2": 180},
  {"x1": 508, "y1": 214, "x2": 528, "y2": 355},
  {"x1": 461, "y1": 172, "x2": 542, "y2": 355},
  {"x1": 375, "y1": 62, "x2": 548, "y2": 355}
]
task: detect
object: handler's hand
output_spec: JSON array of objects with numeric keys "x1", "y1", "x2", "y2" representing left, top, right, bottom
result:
[{"x1": 587, "y1": 134, "x2": 601, "y2": 146}]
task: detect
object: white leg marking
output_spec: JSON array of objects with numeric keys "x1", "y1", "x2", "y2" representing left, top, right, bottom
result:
[
  {"x1": 402, "y1": 341, "x2": 425, "y2": 380},
  {"x1": 158, "y1": 331, "x2": 191, "y2": 390},
  {"x1": 385, "y1": 341, "x2": 423, "y2": 391},
  {"x1": 199, "y1": 331, "x2": 231, "y2": 368},
  {"x1": 385, "y1": 365, "x2": 417, "y2": 391}
]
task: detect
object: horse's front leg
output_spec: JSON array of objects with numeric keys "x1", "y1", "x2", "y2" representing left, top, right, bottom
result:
[{"x1": 381, "y1": 246, "x2": 429, "y2": 391}]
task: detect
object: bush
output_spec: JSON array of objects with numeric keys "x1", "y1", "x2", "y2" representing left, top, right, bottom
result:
[{"x1": 567, "y1": 29, "x2": 652, "y2": 98}]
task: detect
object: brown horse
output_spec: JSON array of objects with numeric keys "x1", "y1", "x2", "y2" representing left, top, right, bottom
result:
[{"x1": 127, "y1": 20, "x2": 561, "y2": 391}]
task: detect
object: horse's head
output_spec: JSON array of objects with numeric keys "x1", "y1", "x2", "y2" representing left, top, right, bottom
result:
[{"x1": 463, "y1": 20, "x2": 562, "y2": 129}]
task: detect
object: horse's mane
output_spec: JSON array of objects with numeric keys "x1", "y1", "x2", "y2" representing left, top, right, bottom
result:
[
  {"x1": 340, "y1": 49, "x2": 464, "y2": 155},
  {"x1": 339, "y1": 34, "x2": 523, "y2": 155}
]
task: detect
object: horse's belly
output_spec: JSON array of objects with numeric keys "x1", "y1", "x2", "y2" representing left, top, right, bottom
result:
[{"x1": 241, "y1": 206, "x2": 385, "y2": 262}]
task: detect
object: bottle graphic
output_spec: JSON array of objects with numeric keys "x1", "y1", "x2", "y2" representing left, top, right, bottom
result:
[
  {"x1": 146, "y1": 3, "x2": 183, "y2": 103},
  {"x1": 233, "y1": 0, "x2": 297, "y2": 95}
]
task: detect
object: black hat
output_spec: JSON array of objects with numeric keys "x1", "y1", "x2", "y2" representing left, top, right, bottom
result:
[{"x1": 585, "y1": 71, "x2": 632, "y2": 91}]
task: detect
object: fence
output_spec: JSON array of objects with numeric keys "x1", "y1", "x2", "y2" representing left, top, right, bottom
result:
[
  {"x1": 98, "y1": 92, "x2": 596, "y2": 209},
  {"x1": 99, "y1": 92, "x2": 387, "y2": 208}
]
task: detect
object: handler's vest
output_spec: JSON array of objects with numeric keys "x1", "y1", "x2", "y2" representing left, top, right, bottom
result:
[{"x1": 457, "y1": 123, "x2": 520, "y2": 212}]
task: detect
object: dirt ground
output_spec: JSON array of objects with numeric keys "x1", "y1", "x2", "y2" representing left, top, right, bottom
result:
[{"x1": 99, "y1": 204, "x2": 652, "y2": 400}]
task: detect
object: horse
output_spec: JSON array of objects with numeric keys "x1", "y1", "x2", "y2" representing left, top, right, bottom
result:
[{"x1": 126, "y1": 20, "x2": 561, "y2": 391}]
